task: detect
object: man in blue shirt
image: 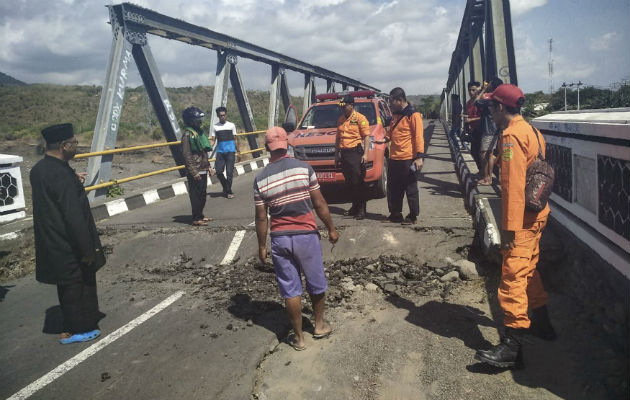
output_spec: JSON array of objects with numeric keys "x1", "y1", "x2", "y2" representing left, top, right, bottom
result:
[{"x1": 211, "y1": 107, "x2": 240, "y2": 198}]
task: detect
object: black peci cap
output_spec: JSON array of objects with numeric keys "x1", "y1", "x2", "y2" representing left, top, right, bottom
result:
[{"x1": 41, "y1": 123, "x2": 74, "y2": 144}]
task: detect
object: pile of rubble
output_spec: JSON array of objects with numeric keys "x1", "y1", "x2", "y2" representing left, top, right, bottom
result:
[{"x1": 139, "y1": 253, "x2": 480, "y2": 315}]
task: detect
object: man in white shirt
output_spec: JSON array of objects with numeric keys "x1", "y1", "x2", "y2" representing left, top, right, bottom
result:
[{"x1": 211, "y1": 107, "x2": 240, "y2": 198}]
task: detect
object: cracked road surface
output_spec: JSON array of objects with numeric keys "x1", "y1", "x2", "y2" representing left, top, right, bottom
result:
[{"x1": 1, "y1": 124, "x2": 627, "y2": 399}]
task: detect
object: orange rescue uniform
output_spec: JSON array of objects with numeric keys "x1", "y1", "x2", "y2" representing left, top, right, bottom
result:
[
  {"x1": 386, "y1": 111, "x2": 424, "y2": 160},
  {"x1": 499, "y1": 115, "x2": 550, "y2": 329},
  {"x1": 337, "y1": 110, "x2": 370, "y2": 149}
]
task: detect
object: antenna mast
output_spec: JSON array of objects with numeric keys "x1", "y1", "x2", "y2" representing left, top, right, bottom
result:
[{"x1": 548, "y1": 38, "x2": 554, "y2": 95}]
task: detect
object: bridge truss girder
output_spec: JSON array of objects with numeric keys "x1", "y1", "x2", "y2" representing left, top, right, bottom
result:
[
  {"x1": 441, "y1": 0, "x2": 516, "y2": 119},
  {"x1": 87, "y1": 2, "x2": 378, "y2": 201}
]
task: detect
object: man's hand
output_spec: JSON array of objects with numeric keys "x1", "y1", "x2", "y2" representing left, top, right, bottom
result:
[
  {"x1": 76, "y1": 172, "x2": 86, "y2": 184},
  {"x1": 413, "y1": 158, "x2": 423, "y2": 171},
  {"x1": 193, "y1": 174, "x2": 202, "y2": 182},
  {"x1": 208, "y1": 168, "x2": 215, "y2": 176},
  {"x1": 258, "y1": 246, "x2": 267, "y2": 264},
  {"x1": 328, "y1": 229, "x2": 339, "y2": 244},
  {"x1": 501, "y1": 230, "x2": 516, "y2": 250},
  {"x1": 361, "y1": 154, "x2": 369, "y2": 164}
]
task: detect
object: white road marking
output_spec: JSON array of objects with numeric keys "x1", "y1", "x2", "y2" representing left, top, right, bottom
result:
[
  {"x1": 221, "y1": 230, "x2": 246, "y2": 265},
  {"x1": 7, "y1": 290, "x2": 186, "y2": 400},
  {"x1": 247, "y1": 221, "x2": 255, "y2": 227}
]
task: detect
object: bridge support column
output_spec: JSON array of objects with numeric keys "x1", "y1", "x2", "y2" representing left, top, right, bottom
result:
[
  {"x1": 303, "y1": 74, "x2": 315, "y2": 115},
  {"x1": 279, "y1": 69, "x2": 291, "y2": 113},
  {"x1": 326, "y1": 79, "x2": 334, "y2": 93},
  {"x1": 211, "y1": 51, "x2": 231, "y2": 131},
  {"x1": 463, "y1": 58, "x2": 470, "y2": 105},
  {"x1": 228, "y1": 55, "x2": 260, "y2": 157},
  {"x1": 487, "y1": 0, "x2": 517, "y2": 84},
  {"x1": 133, "y1": 42, "x2": 184, "y2": 172},
  {"x1": 268, "y1": 64, "x2": 281, "y2": 128},
  {"x1": 86, "y1": 9, "x2": 133, "y2": 201},
  {"x1": 472, "y1": 37, "x2": 484, "y2": 83}
]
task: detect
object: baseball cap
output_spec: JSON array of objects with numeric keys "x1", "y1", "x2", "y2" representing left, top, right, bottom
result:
[
  {"x1": 486, "y1": 84, "x2": 525, "y2": 108},
  {"x1": 265, "y1": 126, "x2": 288, "y2": 151},
  {"x1": 338, "y1": 94, "x2": 354, "y2": 106}
]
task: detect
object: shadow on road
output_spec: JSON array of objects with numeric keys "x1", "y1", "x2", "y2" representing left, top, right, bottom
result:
[
  {"x1": 385, "y1": 295, "x2": 494, "y2": 351},
  {"x1": 0, "y1": 285, "x2": 12, "y2": 301},
  {"x1": 227, "y1": 293, "x2": 291, "y2": 341},
  {"x1": 42, "y1": 305, "x2": 64, "y2": 334},
  {"x1": 419, "y1": 175, "x2": 465, "y2": 198}
]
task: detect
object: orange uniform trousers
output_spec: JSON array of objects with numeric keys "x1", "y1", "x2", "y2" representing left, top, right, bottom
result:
[{"x1": 498, "y1": 215, "x2": 549, "y2": 329}]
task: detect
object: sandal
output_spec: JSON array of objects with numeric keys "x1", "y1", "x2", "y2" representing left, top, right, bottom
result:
[
  {"x1": 313, "y1": 324, "x2": 335, "y2": 339},
  {"x1": 202, "y1": 217, "x2": 213, "y2": 222},
  {"x1": 287, "y1": 334, "x2": 306, "y2": 351},
  {"x1": 60, "y1": 329, "x2": 100, "y2": 344},
  {"x1": 192, "y1": 220, "x2": 208, "y2": 226}
]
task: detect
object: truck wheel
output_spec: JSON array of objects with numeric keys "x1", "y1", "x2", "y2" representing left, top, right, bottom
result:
[{"x1": 373, "y1": 158, "x2": 387, "y2": 199}]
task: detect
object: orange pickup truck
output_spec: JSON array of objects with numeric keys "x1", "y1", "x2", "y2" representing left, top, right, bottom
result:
[{"x1": 285, "y1": 90, "x2": 392, "y2": 200}]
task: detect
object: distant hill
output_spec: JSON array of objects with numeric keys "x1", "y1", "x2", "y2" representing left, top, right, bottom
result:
[
  {"x1": 0, "y1": 84, "x2": 304, "y2": 142},
  {"x1": 0, "y1": 72, "x2": 26, "y2": 86},
  {"x1": 0, "y1": 83, "x2": 444, "y2": 142}
]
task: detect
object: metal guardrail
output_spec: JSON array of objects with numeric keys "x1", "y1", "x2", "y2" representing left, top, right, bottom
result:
[{"x1": 81, "y1": 130, "x2": 267, "y2": 192}]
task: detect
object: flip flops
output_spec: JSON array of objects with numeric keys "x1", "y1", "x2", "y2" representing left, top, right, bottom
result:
[
  {"x1": 59, "y1": 329, "x2": 101, "y2": 344},
  {"x1": 313, "y1": 326, "x2": 335, "y2": 339},
  {"x1": 287, "y1": 334, "x2": 306, "y2": 351}
]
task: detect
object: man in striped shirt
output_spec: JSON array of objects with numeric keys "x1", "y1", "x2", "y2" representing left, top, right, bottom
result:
[{"x1": 254, "y1": 126, "x2": 339, "y2": 351}]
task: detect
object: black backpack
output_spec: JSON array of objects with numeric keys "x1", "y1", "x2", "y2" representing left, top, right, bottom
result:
[{"x1": 525, "y1": 127, "x2": 555, "y2": 212}]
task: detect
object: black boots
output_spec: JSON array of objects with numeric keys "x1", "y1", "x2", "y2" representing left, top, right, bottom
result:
[
  {"x1": 354, "y1": 202, "x2": 367, "y2": 220},
  {"x1": 475, "y1": 327, "x2": 524, "y2": 368},
  {"x1": 529, "y1": 305, "x2": 557, "y2": 341}
]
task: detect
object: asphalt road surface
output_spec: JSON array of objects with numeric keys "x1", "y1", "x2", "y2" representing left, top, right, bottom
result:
[{"x1": 1, "y1": 123, "x2": 627, "y2": 400}]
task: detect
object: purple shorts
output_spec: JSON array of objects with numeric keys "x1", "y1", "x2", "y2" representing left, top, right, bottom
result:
[{"x1": 270, "y1": 233, "x2": 327, "y2": 298}]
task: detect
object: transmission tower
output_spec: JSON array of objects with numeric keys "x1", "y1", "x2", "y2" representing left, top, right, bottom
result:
[{"x1": 548, "y1": 38, "x2": 554, "y2": 95}]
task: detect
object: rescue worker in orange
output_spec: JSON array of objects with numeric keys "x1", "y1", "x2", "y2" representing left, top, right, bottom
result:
[
  {"x1": 334, "y1": 94, "x2": 371, "y2": 220},
  {"x1": 475, "y1": 84, "x2": 556, "y2": 369},
  {"x1": 376, "y1": 87, "x2": 424, "y2": 224}
]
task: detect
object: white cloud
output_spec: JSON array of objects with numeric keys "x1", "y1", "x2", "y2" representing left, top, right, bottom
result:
[
  {"x1": 510, "y1": 0, "x2": 547, "y2": 16},
  {"x1": 371, "y1": 1, "x2": 398, "y2": 17},
  {"x1": 589, "y1": 32, "x2": 619, "y2": 51},
  {"x1": 1, "y1": 0, "x2": 625, "y2": 95}
]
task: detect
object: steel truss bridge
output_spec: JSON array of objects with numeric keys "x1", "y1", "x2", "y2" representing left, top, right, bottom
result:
[{"x1": 86, "y1": 2, "x2": 379, "y2": 200}]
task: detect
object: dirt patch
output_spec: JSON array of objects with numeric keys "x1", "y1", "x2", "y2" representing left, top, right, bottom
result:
[{"x1": 0, "y1": 229, "x2": 35, "y2": 281}]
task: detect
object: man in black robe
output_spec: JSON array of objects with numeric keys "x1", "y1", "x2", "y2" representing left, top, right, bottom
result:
[{"x1": 30, "y1": 123, "x2": 106, "y2": 344}]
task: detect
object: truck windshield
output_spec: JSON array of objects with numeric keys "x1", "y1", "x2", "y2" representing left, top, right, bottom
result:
[{"x1": 299, "y1": 103, "x2": 377, "y2": 129}]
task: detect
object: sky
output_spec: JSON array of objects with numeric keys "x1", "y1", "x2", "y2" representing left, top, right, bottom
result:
[{"x1": 0, "y1": 0, "x2": 628, "y2": 95}]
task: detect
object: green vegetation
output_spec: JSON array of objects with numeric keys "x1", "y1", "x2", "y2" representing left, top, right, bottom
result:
[
  {"x1": 106, "y1": 181, "x2": 125, "y2": 198},
  {"x1": 520, "y1": 85, "x2": 629, "y2": 119},
  {"x1": 0, "y1": 83, "x2": 303, "y2": 143}
]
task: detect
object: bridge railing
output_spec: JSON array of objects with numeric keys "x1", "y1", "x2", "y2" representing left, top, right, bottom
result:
[{"x1": 79, "y1": 130, "x2": 267, "y2": 193}]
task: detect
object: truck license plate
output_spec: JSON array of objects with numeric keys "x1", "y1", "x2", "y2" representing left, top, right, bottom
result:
[{"x1": 316, "y1": 172, "x2": 335, "y2": 181}]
